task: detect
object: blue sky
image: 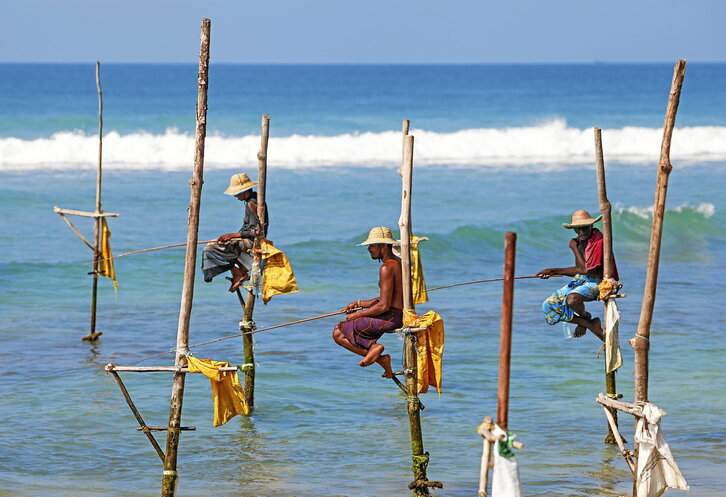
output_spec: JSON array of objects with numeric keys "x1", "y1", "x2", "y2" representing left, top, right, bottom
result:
[{"x1": 3, "y1": 0, "x2": 724, "y2": 63}]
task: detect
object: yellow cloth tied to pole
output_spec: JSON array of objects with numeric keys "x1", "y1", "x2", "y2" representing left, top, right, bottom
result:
[
  {"x1": 260, "y1": 239, "x2": 299, "y2": 304},
  {"x1": 410, "y1": 236, "x2": 428, "y2": 305},
  {"x1": 98, "y1": 218, "x2": 118, "y2": 290},
  {"x1": 186, "y1": 356, "x2": 249, "y2": 426},
  {"x1": 403, "y1": 309, "x2": 444, "y2": 394}
]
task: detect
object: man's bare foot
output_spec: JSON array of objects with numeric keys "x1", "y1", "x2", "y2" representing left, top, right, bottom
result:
[
  {"x1": 377, "y1": 354, "x2": 393, "y2": 378},
  {"x1": 359, "y1": 344, "x2": 384, "y2": 367},
  {"x1": 228, "y1": 267, "x2": 248, "y2": 292},
  {"x1": 589, "y1": 317, "x2": 604, "y2": 342},
  {"x1": 574, "y1": 311, "x2": 591, "y2": 338}
]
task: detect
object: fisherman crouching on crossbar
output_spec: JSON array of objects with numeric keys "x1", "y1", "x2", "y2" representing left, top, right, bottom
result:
[
  {"x1": 333, "y1": 226, "x2": 404, "y2": 378},
  {"x1": 536, "y1": 209, "x2": 619, "y2": 340},
  {"x1": 201, "y1": 173, "x2": 268, "y2": 292}
]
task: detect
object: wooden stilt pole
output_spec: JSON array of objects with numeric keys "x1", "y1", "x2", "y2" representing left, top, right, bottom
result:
[
  {"x1": 632, "y1": 60, "x2": 686, "y2": 404},
  {"x1": 631, "y1": 59, "x2": 686, "y2": 494},
  {"x1": 84, "y1": 61, "x2": 104, "y2": 342},
  {"x1": 160, "y1": 18, "x2": 210, "y2": 497},
  {"x1": 399, "y1": 135, "x2": 439, "y2": 496},
  {"x1": 240, "y1": 114, "x2": 270, "y2": 411},
  {"x1": 109, "y1": 371, "x2": 166, "y2": 463},
  {"x1": 497, "y1": 232, "x2": 516, "y2": 430},
  {"x1": 477, "y1": 416, "x2": 494, "y2": 497},
  {"x1": 594, "y1": 127, "x2": 620, "y2": 444}
]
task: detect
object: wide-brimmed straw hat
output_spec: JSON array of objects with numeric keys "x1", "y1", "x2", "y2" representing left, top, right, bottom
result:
[
  {"x1": 224, "y1": 173, "x2": 258, "y2": 196},
  {"x1": 563, "y1": 209, "x2": 602, "y2": 229},
  {"x1": 359, "y1": 226, "x2": 399, "y2": 246}
]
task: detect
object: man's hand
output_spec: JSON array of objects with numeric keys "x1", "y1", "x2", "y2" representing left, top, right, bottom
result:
[
  {"x1": 342, "y1": 301, "x2": 360, "y2": 313},
  {"x1": 345, "y1": 311, "x2": 362, "y2": 321},
  {"x1": 569, "y1": 238, "x2": 579, "y2": 251},
  {"x1": 536, "y1": 268, "x2": 557, "y2": 279},
  {"x1": 217, "y1": 233, "x2": 239, "y2": 243}
]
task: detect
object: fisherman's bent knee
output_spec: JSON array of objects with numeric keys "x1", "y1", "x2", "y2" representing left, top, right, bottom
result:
[
  {"x1": 332, "y1": 325, "x2": 343, "y2": 342},
  {"x1": 566, "y1": 292, "x2": 589, "y2": 306}
]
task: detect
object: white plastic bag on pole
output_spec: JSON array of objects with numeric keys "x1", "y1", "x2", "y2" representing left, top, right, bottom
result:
[
  {"x1": 491, "y1": 425, "x2": 523, "y2": 497},
  {"x1": 635, "y1": 403, "x2": 688, "y2": 497}
]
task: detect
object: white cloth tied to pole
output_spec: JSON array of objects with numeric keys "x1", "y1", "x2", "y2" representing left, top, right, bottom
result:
[
  {"x1": 492, "y1": 425, "x2": 524, "y2": 497},
  {"x1": 635, "y1": 403, "x2": 688, "y2": 497},
  {"x1": 604, "y1": 299, "x2": 623, "y2": 373}
]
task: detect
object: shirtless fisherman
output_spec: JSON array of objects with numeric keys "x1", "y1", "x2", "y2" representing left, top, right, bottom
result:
[
  {"x1": 333, "y1": 226, "x2": 404, "y2": 378},
  {"x1": 201, "y1": 173, "x2": 268, "y2": 292},
  {"x1": 536, "y1": 209, "x2": 619, "y2": 340}
]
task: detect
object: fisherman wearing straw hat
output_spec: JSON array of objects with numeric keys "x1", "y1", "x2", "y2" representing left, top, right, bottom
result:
[
  {"x1": 201, "y1": 173, "x2": 269, "y2": 292},
  {"x1": 332, "y1": 227, "x2": 404, "y2": 378},
  {"x1": 536, "y1": 209, "x2": 619, "y2": 340}
]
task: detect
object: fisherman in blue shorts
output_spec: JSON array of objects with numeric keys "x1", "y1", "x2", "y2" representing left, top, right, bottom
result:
[{"x1": 536, "y1": 210, "x2": 619, "y2": 340}]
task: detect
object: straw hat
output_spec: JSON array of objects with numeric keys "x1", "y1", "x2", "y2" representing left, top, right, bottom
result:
[
  {"x1": 359, "y1": 226, "x2": 399, "y2": 246},
  {"x1": 563, "y1": 209, "x2": 602, "y2": 229},
  {"x1": 224, "y1": 173, "x2": 258, "y2": 195}
]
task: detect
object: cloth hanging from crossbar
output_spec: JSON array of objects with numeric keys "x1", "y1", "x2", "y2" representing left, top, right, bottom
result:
[
  {"x1": 393, "y1": 235, "x2": 428, "y2": 304},
  {"x1": 604, "y1": 299, "x2": 623, "y2": 373},
  {"x1": 403, "y1": 309, "x2": 444, "y2": 394},
  {"x1": 98, "y1": 218, "x2": 118, "y2": 290},
  {"x1": 186, "y1": 356, "x2": 249, "y2": 426},
  {"x1": 635, "y1": 403, "x2": 688, "y2": 497},
  {"x1": 260, "y1": 239, "x2": 299, "y2": 304}
]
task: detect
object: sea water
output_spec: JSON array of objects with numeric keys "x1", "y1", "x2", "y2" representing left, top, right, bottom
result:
[{"x1": 0, "y1": 63, "x2": 724, "y2": 496}]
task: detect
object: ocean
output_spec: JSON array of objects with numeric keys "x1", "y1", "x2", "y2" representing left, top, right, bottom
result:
[{"x1": 0, "y1": 63, "x2": 724, "y2": 497}]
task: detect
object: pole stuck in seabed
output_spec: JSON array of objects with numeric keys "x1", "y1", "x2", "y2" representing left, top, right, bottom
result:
[
  {"x1": 238, "y1": 113, "x2": 270, "y2": 411},
  {"x1": 594, "y1": 127, "x2": 622, "y2": 444},
  {"x1": 478, "y1": 232, "x2": 525, "y2": 497},
  {"x1": 160, "y1": 18, "x2": 211, "y2": 497}
]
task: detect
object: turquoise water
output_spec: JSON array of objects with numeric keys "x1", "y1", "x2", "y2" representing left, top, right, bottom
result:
[{"x1": 0, "y1": 64, "x2": 724, "y2": 496}]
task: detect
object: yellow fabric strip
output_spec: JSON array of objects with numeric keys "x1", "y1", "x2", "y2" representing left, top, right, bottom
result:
[
  {"x1": 186, "y1": 356, "x2": 249, "y2": 426},
  {"x1": 98, "y1": 218, "x2": 118, "y2": 290},
  {"x1": 403, "y1": 309, "x2": 445, "y2": 394},
  {"x1": 410, "y1": 236, "x2": 429, "y2": 305},
  {"x1": 260, "y1": 239, "x2": 299, "y2": 304}
]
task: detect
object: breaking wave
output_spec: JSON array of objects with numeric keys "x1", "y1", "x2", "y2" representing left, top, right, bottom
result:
[{"x1": 3, "y1": 120, "x2": 726, "y2": 170}]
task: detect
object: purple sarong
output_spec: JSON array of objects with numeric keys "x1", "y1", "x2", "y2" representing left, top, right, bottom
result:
[{"x1": 338, "y1": 308, "x2": 403, "y2": 350}]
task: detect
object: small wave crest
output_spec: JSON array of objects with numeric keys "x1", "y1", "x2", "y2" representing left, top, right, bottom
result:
[
  {"x1": 3, "y1": 120, "x2": 726, "y2": 171},
  {"x1": 614, "y1": 202, "x2": 716, "y2": 219}
]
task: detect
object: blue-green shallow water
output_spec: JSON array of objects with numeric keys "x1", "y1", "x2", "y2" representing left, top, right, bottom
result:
[{"x1": 0, "y1": 163, "x2": 724, "y2": 496}]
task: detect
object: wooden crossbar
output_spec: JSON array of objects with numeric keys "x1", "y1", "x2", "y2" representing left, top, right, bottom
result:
[
  {"x1": 136, "y1": 426, "x2": 197, "y2": 432},
  {"x1": 54, "y1": 206, "x2": 119, "y2": 217},
  {"x1": 106, "y1": 363, "x2": 239, "y2": 373},
  {"x1": 595, "y1": 393, "x2": 667, "y2": 418}
]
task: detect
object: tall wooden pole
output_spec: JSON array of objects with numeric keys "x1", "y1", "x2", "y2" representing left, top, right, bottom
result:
[
  {"x1": 497, "y1": 232, "x2": 516, "y2": 430},
  {"x1": 399, "y1": 135, "x2": 431, "y2": 496},
  {"x1": 594, "y1": 127, "x2": 619, "y2": 444},
  {"x1": 240, "y1": 114, "x2": 270, "y2": 410},
  {"x1": 632, "y1": 60, "x2": 686, "y2": 405},
  {"x1": 85, "y1": 61, "x2": 104, "y2": 341},
  {"x1": 161, "y1": 18, "x2": 210, "y2": 497}
]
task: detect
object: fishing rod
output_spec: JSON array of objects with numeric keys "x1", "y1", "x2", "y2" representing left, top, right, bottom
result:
[
  {"x1": 130, "y1": 273, "x2": 559, "y2": 364},
  {"x1": 97, "y1": 237, "x2": 244, "y2": 264},
  {"x1": 131, "y1": 309, "x2": 349, "y2": 364}
]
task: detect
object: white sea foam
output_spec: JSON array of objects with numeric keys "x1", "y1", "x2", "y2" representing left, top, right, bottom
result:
[
  {"x1": 615, "y1": 202, "x2": 716, "y2": 219},
  {"x1": 3, "y1": 120, "x2": 726, "y2": 171}
]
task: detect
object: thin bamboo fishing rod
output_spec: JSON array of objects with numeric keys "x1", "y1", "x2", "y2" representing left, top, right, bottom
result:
[
  {"x1": 97, "y1": 238, "x2": 235, "y2": 263},
  {"x1": 129, "y1": 273, "x2": 554, "y2": 365},
  {"x1": 131, "y1": 309, "x2": 348, "y2": 364}
]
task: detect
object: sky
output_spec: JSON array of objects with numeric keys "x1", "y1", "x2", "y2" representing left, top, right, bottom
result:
[{"x1": 2, "y1": 0, "x2": 724, "y2": 64}]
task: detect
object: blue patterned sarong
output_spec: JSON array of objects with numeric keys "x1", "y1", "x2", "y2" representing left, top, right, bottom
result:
[{"x1": 542, "y1": 274, "x2": 601, "y2": 325}]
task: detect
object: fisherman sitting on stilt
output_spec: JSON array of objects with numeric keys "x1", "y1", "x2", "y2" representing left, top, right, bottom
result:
[
  {"x1": 536, "y1": 209, "x2": 619, "y2": 340},
  {"x1": 333, "y1": 227, "x2": 403, "y2": 378},
  {"x1": 201, "y1": 173, "x2": 269, "y2": 292}
]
